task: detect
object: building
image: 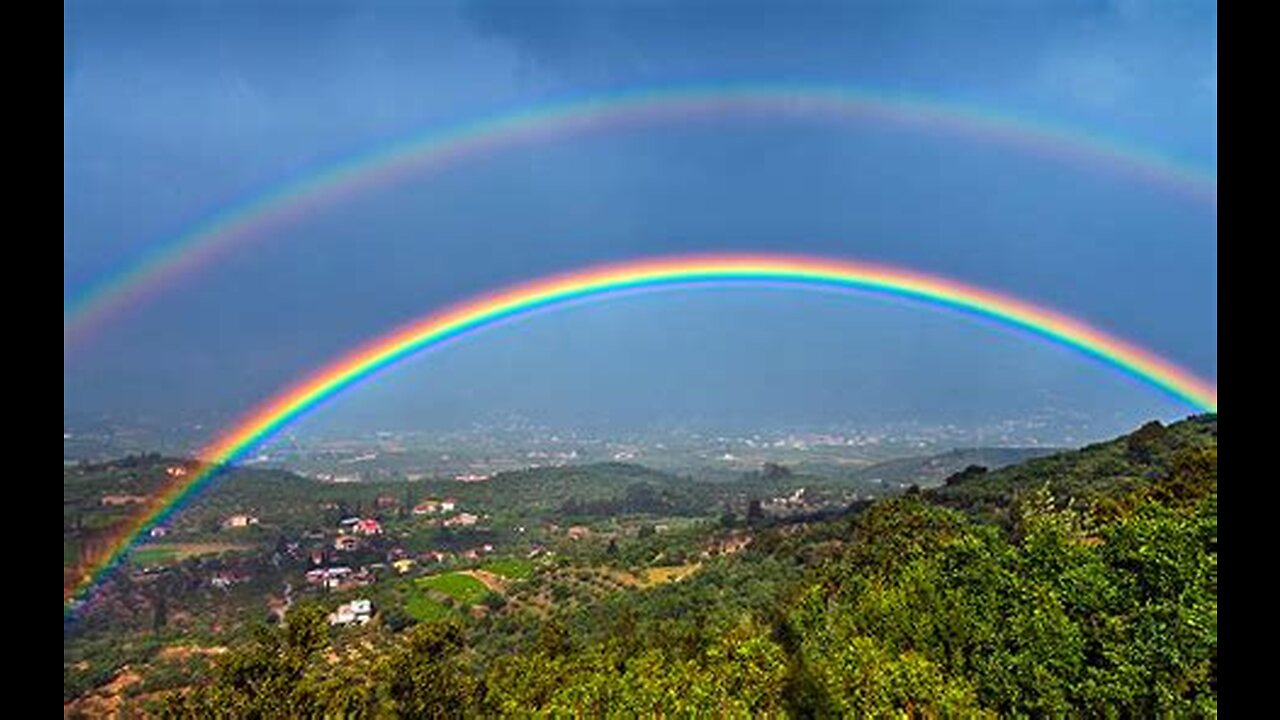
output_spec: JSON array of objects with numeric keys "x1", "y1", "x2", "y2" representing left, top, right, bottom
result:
[
  {"x1": 392, "y1": 558, "x2": 416, "y2": 574},
  {"x1": 412, "y1": 500, "x2": 440, "y2": 515},
  {"x1": 210, "y1": 572, "x2": 249, "y2": 589},
  {"x1": 334, "y1": 536, "x2": 360, "y2": 552},
  {"x1": 700, "y1": 533, "x2": 754, "y2": 559},
  {"x1": 443, "y1": 512, "x2": 479, "y2": 528},
  {"x1": 101, "y1": 494, "x2": 149, "y2": 507},
  {"x1": 354, "y1": 518, "x2": 383, "y2": 536},
  {"x1": 440, "y1": 499, "x2": 457, "y2": 512},
  {"x1": 223, "y1": 514, "x2": 259, "y2": 529},
  {"x1": 305, "y1": 566, "x2": 353, "y2": 589},
  {"x1": 329, "y1": 598, "x2": 374, "y2": 626}
]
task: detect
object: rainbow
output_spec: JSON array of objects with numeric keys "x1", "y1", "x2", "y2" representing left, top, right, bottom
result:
[
  {"x1": 64, "y1": 253, "x2": 1217, "y2": 609},
  {"x1": 63, "y1": 83, "x2": 1217, "y2": 350}
]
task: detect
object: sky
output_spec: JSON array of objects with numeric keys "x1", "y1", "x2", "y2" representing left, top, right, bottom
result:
[{"x1": 64, "y1": 0, "x2": 1216, "y2": 444}]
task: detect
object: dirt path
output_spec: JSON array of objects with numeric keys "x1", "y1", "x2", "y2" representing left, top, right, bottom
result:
[
  {"x1": 156, "y1": 645, "x2": 229, "y2": 662},
  {"x1": 643, "y1": 563, "x2": 702, "y2": 586},
  {"x1": 63, "y1": 667, "x2": 142, "y2": 719},
  {"x1": 460, "y1": 569, "x2": 507, "y2": 593},
  {"x1": 133, "y1": 542, "x2": 253, "y2": 561}
]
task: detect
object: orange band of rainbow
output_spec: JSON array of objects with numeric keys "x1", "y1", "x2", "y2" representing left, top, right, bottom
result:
[{"x1": 65, "y1": 253, "x2": 1216, "y2": 609}]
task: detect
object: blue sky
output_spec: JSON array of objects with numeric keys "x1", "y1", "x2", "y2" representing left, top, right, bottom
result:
[{"x1": 64, "y1": 1, "x2": 1216, "y2": 441}]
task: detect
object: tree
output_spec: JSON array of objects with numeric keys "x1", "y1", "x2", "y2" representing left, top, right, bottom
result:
[
  {"x1": 1154, "y1": 446, "x2": 1217, "y2": 506},
  {"x1": 151, "y1": 593, "x2": 167, "y2": 634},
  {"x1": 381, "y1": 607, "x2": 416, "y2": 633},
  {"x1": 762, "y1": 462, "x2": 792, "y2": 481},
  {"x1": 164, "y1": 604, "x2": 330, "y2": 717},
  {"x1": 1126, "y1": 420, "x2": 1168, "y2": 463},
  {"x1": 944, "y1": 464, "x2": 988, "y2": 486},
  {"x1": 384, "y1": 621, "x2": 478, "y2": 717},
  {"x1": 536, "y1": 618, "x2": 572, "y2": 658}
]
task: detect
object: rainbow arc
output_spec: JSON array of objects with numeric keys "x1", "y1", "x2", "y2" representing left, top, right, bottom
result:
[
  {"x1": 64, "y1": 84, "x2": 1216, "y2": 350},
  {"x1": 64, "y1": 253, "x2": 1217, "y2": 609}
]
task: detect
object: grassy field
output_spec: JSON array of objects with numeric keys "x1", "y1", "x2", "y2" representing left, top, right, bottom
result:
[
  {"x1": 416, "y1": 572, "x2": 491, "y2": 605},
  {"x1": 128, "y1": 543, "x2": 252, "y2": 566},
  {"x1": 644, "y1": 563, "x2": 701, "y2": 585},
  {"x1": 481, "y1": 558, "x2": 534, "y2": 580},
  {"x1": 404, "y1": 592, "x2": 454, "y2": 622}
]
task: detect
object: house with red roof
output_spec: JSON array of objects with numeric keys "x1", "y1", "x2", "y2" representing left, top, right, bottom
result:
[{"x1": 354, "y1": 518, "x2": 383, "y2": 536}]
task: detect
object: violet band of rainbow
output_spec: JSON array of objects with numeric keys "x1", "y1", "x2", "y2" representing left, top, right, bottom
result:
[
  {"x1": 64, "y1": 253, "x2": 1216, "y2": 610},
  {"x1": 64, "y1": 84, "x2": 1216, "y2": 351}
]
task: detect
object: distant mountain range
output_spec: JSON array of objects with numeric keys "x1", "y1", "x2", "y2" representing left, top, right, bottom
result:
[{"x1": 844, "y1": 446, "x2": 1065, "y2": 487}]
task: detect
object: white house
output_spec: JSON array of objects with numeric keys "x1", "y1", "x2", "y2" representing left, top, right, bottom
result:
[
  {"x1": 329, "y1": 598, "x2": 374, "y2": 626},
  {"x1": 306, "y1": 566, "x2": 353, "y2": 589},
  {"x1": 223, "y1": 514, "x2": 259, "y2": 529},
  {"x1": 443, "y1": 512, "x2": 478, "y2": 528}
]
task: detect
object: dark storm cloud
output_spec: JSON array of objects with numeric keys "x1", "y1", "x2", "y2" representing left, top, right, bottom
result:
[{"x1": 64, "y1": 0, "x2": 1215, "y2": 440}]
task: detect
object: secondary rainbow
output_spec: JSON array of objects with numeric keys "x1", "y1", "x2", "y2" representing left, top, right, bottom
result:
[
  {"x1": 63, "y1": 253, "x2": 1218, "y2": 609},
  {"x1": 63, "y1": 83, "x2": 1217, "y2": 350}
]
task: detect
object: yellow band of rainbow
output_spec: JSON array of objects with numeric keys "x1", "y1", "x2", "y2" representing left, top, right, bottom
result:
[
  {"x1": 64, "y1": 84, "x2": 1216, "y2": 351},
  {"x1": 65, "y1": 253, "x2": 1216, "y2": 609}
]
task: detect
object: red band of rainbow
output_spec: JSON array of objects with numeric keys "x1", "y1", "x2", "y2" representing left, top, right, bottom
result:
[
  {"x1": 64, "y1": 84, "x2": 1216, "y2": 351},
  {"x1": 64, "y1": 253, "x2": 1216, "y2": 609}
]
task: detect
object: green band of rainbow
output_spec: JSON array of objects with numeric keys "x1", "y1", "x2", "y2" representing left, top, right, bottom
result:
[
  {"x1": 64, "y1": 253, "x2": 1217, "y2": 610},
  {"x1": 64, "y1": 83, "x2": 1216, "y2": 350}
]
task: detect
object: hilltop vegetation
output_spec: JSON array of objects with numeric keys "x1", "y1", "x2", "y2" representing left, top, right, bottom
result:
[
  {"x1": 74, "y1": 414, "x2": 1217, "y2": 718},
  {"x1": 929, "y1": 414, "x2": 1217, "y2": 515},
  {"x1": 840, "y1": 445, "x2": 1062, "y2": 486}
]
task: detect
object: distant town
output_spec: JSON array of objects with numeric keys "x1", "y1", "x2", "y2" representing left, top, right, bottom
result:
[{"x1": 64, "y1": 409, "x2": 1111, "y2": 481}]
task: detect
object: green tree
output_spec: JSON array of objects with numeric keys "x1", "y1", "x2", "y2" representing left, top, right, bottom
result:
[
  {"x1": 1126, "y1": 420, "x2": 1168, "y2": 463},
  {"x1": 383, "y1": 621, "x2": 478, "y2": 717}
]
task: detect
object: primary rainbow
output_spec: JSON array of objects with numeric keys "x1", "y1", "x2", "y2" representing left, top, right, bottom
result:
[
  {"x1": 64, "y1": 83, "x2": 1217, "y2": 350},
  {"x1": 64, "y1": 253, "x2": 1218, "y2": 609}
]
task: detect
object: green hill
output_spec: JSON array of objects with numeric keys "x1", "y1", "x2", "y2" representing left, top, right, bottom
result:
[
  {"x1": 148, "y1": 417, "x2": 1216, "y2": 718},
  {"x1": 846, "y1": 445, "x2": 1063, "y2": 487},
  {"x1": 928, "y1": 413, "x2": 1217, "y2": 515}
]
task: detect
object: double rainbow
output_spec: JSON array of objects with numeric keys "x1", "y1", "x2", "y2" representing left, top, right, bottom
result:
[
  {"x1": 64, "y1": 84, "x2": 1217, "y2": 350},
  {"x1": 64, "y1": 253, "x2": 1217, "y2": 608}
]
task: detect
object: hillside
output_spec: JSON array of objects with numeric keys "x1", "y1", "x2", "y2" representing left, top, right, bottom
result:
[
  {"x1": 75, "y1": 416, "x2": 1217, "y2": 718},
  {"x1": 843, "y1": 445, "x2": 1063, "y2": 487},
  {"x1": 928, "y1": 413, "x2": 1217, "y2": 514}
]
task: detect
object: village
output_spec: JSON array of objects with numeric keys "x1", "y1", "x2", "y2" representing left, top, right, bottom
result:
[
  {"x1": 67, "y1": 450, "x2": 865, "y2": 719},
  {"x1": 126, "y1": 480, "x2": 770, "y2": 632}
]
